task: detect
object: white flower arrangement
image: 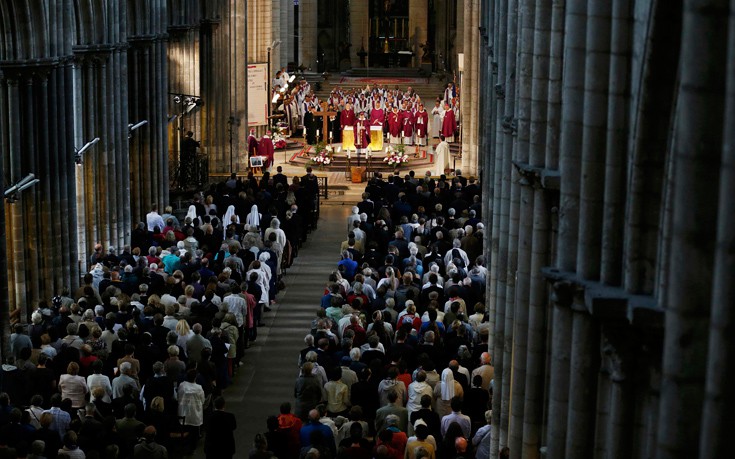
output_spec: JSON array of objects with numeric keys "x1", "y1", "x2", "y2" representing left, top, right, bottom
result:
[
  {"x1": 313, "y1": 151, "x2": 332, "y2": 165},
  {"x1": 383, "y1": 145, "x2": 410, "y2": 167}
]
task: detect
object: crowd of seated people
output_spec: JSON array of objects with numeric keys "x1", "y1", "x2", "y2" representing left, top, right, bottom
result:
[
  {"x1": 255, "y1": 169, "x2": 498, "y2": 459},
  {"x1": 0, "y1": 170, "x2": 321, "y2": 459}
]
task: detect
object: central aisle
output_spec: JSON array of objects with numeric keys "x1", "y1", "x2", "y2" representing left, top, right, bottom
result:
[{"x1": 216, "y1": 203, "x2": 350, "y2": 456}]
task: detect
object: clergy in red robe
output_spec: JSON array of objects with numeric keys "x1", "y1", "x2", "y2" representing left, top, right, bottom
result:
[
  {"x1": 401, "y1": 109, "x2": 415, "y2": 145},
  {"x1": 414, "y1": 104, "x2": 429, "y2": 146},
  {"x1": 258, "y1": 131, "x2": 275, "y2": 169},
  {"x1": 441, "y1": 102, "x2": 457, "y2": 143},
  {"x1": 248, "y1": 129, "x2": 259, "y2": 157},
  {"x1": 388, "y1": 107, "x2": 402, "y2": 144},
  {"x1": 354, "y1": 112, "x2": 371, "y2": 150},
  {"x1": 370, "y1": 101, "x2": 385, "y2": 127},
  {"x1": 340, "y1": 103, "x2": 356, "y2": 134}
]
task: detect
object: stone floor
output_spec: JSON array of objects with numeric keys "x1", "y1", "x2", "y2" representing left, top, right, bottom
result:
[{"x1": 190, "y1": 203, "x2": 350, "y2": 458}]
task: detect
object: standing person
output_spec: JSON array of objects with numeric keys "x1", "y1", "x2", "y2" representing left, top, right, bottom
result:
[
  {"x1": 248, "y1": 129, "x2": 259, "y2": 159},
  {"x1": 388, "y1": 106, "x2": 402, "y2": 144},
  {"x1": 147, "y1": 204, "x2": 166, "y2": 233},
  {"x1": 304, "y1": 107, "x2": 317, "y2": 145},
  {"x1": 434, "y1": 136, "x2": 451, "y2": 174},
  {"x1": 401, "y1": 104, "x2": 415, "y2": 146},
  {"x1": 181, "y1": 130, "x2": 200, "y2": 184},
  {"x1": 294, "y1": 362, "x2": 325, "y2": 420},
  {"x1": 441, "y1": 102, "x2": 457, "y2": 143},
  {"x1": 414, "y1": 104, "x2": 429, "y2": 147},
  {"x1": 340, "y1": 102, "x2": 356, "y2": 131},
  {"x1": 370, "y1": 100, "x2": 385, "y2": 129},
  {"x1": 177, "y1": 370, "x2": 205, "y2": 452},
  {"x1": 430, "y1": 100, "x2": 444, "y2": 138},
  {"x1": 134, "y1": 426, "x2": 169, "y2": 459},
  {"x1": 204, "y1": 396, "x2": 237, "y2": 459},
  {"x1": 258, "y1": 131, "x2": 275, "y2": 170},
  {"x1": 354, "y1": 111, "x2": 371, "y2": 163}
]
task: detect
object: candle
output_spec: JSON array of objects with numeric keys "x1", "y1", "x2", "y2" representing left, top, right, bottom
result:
[
  {"x1": 316, "y1": 129, "x2": 320, "y2": 138},
  {"x1": 347, "y1": 150, "x2": 351, "y2": 159}
]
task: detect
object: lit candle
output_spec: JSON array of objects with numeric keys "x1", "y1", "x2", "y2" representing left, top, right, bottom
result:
[{"x1": 316, "y1": 129, "x2": 320, "y2": 138}]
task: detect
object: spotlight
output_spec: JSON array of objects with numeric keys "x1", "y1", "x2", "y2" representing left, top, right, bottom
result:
[
  {"x1": 4, "y1": 173, "x2": 39, "y2": 202},
  {"x1": 75, "y1": 137, "x2": 100, "y2": 164},
  {"x1": 173, "y1": 95, "x2": 182, "y2": 104},
  {"x1": 129, "y1": 120, "x2": 148, "y2": 132}
]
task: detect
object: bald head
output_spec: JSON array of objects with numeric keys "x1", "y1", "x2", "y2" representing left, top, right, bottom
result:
[{"x1": 481, "y1": 352, "x2": 491, "y2": 365}]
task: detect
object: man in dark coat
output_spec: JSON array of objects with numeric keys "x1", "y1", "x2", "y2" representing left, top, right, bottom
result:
[{"x1": 204, "y1": 396, "x2": 237, "y2": 459}]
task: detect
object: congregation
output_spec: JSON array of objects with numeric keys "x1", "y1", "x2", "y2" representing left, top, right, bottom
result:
[
  {"x1": 254, "y1": 169, "x2": 497, "y2": 459},
  {"x1": 0, "y1": 168, "x2": 322, "y2": 459}
]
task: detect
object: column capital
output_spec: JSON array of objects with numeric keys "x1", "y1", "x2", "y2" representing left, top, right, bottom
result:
[{"x1": 0, "y1": 58, "x2": 59, "y2": 83}]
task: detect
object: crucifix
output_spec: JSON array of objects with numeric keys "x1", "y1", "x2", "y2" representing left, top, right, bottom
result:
[{"x1": 311, "y1": 102, "x2": 339, "y2": 144}]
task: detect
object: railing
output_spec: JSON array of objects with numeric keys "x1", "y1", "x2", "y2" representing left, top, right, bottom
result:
[
  {"x1": 317, "y1": 176, "x2": 328, "y2": 200},
  {"x1": 170, "y1": 155, "x2": 209, "y2": 190}
]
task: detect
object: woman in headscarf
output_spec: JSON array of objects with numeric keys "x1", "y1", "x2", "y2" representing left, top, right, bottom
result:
[
  {"x1": 222, "y1": 205, "x2": 239, "y2": 237},
  {"x1": 246, "y1": 204, "x2": 261, "y2": 229},
  {"x1": 246, "y1": 260, "x2": 270, "y2": 307},
  {"x1": 433, "y1": 367, "x2": 463, "y2": 417},
  {"x1": 186, "y1": 205, "x2": 197, "y2": 223},
  {"x1": 264, "y1": 218, "x2": 287, "y2": 251},
  {"x1": 258, "y1": 251, "x2": 276, "y2": 303}
]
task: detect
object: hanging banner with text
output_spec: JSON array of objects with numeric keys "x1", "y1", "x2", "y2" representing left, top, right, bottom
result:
[{"x1": 248, "y1": 63, "x2": 268, "y2": 126}]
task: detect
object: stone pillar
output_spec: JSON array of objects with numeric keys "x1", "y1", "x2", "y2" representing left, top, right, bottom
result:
[
  {"x1": 469, "y1": 0, "x2": 480, "y2": 176},
  {"x1": 564, "y1": 304, "x2": 598, "y2": 458},
  {"x1": 409, "y1": 0, "x2": 428, "y2": 67},
  {"x1": 231, "y1": 0, "x2": 248, "y2": 171},
  {"x1": 545, "y1": 281, "x2": 575, "y2": 458},
  {"x1": 281, "y1": 0, "x2": 291, "y2": 67},
  {"x1": 350, "y1": 0, "x2": 370, "y2": 68},
  {"x1": 299, "y1": 0, "x2": 318, "y2": 70},
  {"x1": 288, "y1": 0, "x2": 296, "y2": 65},
  {"x1": 656, "y1": 0, "x2": 727, "y2": 456},
  {"x1": 461, "y1": 0, "x2": 473, "y2": 174}
]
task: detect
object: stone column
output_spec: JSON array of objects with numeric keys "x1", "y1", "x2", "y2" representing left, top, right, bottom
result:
[
  {"x1": 557, "y1": 0, "x2": 587, "y2": 272},
  {"x1": 280, "y1": 0, "x2": 290, "y2": 67},
  {"x1": 564, "y1": 303, "x2": 598, "y2": 458},
  {"x1": 231, "y1": 0, "x2": 248, "y2": 171},
  {"x1": 350, "y1": 0, "x2": 369, "y2": 68},
  {"x1": 288, "y1": 0, "x2": 295, "y2": 65},
  {"x1": 299, "y1": 0, "x2": 318, "y2": 70},
  {"x1": 700, "y1": 4, "x2": 735, "y2": 455},
  {"x1": 657, "y1": 0, "x2": 727, "y2": 456},
  {"x1": 409, "y1": 0, "x2": 428, "y2": 67},
  {"x1": 461, "y1": 0, "x2": 474, "y2": 174},
  {"x1": 468, "y1": 0, "x2": 480, "y2": 176},
  {"x1": 545, "y1": 281, "x2": 575, "y2": 458}
]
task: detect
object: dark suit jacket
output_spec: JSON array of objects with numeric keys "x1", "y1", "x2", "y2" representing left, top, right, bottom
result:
[{"x1": 204, "y1": 410, "x2": 237, "y2": 457}]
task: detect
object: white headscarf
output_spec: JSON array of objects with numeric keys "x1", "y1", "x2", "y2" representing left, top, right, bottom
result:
[
  {"x1": 246, "y1": 204, "x2": 260, "y2": 228},
  {"x1": 186, "y1": 205, "x2": 197, "y2": 222},
  {"x1": 441, "y1": 368, "x2": 455, "y2": 400},
  {"x1": 223, "y1": 205, "x2": 238, "y2": 236}
]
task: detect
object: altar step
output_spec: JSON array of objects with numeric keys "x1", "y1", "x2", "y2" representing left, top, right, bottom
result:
[{"x1": 287, "y1": 146, "x2": 435, "y2": 174}]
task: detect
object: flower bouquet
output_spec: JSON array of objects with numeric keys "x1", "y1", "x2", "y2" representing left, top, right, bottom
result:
[
  {"x1": 309, "y1": 142, "x2": 333, "y2": 170},
  {"x1": 383, "y1": 145, "x2": 409, "y2": 168},
  {"x1": 273, "y1": 132, "x2": 287, "y2": 149}
]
